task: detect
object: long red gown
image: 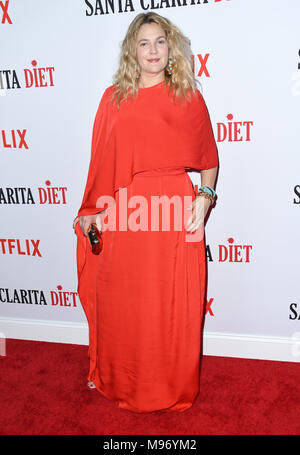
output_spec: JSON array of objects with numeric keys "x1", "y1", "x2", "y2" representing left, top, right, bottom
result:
[{"x1": 74, "y1": 80, "x2": 218, "y2": 413}]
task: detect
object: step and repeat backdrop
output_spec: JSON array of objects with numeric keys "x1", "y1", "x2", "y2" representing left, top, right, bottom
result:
[{"x1": 0, "y1": 0, "x2": 299, "y2": 361}]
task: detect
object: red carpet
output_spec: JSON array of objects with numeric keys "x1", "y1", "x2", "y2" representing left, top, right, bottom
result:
[{"x1": 0, "y1": 339, "x2": 299, "y2": 435}]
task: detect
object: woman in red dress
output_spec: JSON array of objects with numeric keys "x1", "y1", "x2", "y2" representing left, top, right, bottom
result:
[{"x1": 73, "y1": 12, "x2": 219, "y2": 413}]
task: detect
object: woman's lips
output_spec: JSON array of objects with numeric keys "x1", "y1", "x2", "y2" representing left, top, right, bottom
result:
[{"x1": 148, "y1": 58, "x2": 160, "y2": 62}]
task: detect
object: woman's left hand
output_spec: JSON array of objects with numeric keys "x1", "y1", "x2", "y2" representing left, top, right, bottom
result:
[{"x1": 186, "y1": 195, "x2": 212, "y2": 233}]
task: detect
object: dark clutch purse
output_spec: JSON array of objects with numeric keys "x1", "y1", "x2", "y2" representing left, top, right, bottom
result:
[{"x1": 87, "y1": 223, "x2": 103, "y2": 255}]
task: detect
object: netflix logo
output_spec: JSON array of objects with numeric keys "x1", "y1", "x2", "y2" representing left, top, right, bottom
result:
[
  {"x1": 217, "y1": 114, "x2": 254, "y2": 143},
  {"x1": 0, "y1": 60, "x2": 55, "y2": 91},
  {"x1": 0, "y1": 1, "x2": 12, "y2": 24},
  {"x1": 0, "y1": 181, "x2": 68, "y2": 205},
  {"x1": 1, "y1": 129, "x2": 28, "y2": 151},
  {"x1": 206, "y1": 297, "x2": 214, "y2": 316},
  {"x1": 192, "y1": 53, "x2": 210, "y2": 78}
]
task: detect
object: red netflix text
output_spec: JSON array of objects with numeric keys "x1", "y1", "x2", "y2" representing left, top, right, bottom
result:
[
  {"x1": 0, "y1": 239, "x2": 42, "y2": 257},
  {"x1": 38, "y1": 180, "x2": 67, "y2": 204},
  {"x1": 191, "y1": 53, "x2": 210, "y2": 78},
  {"x1": 206, "y1": 298, "x2": 214, "y2": 316},
  {"x1": 50, "y1": 285, "x2": 78, "y2": 307},
  {"x1": 1, "y1": 129, "x2": 28, "y2": 150}
]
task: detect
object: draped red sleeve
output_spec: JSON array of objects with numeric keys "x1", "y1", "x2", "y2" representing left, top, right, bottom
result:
[
  {"x1": 74, "y1": 81, "x2": 218, "y2": 223},
  {"x1": 74, "y1": 86, "x2": 116, "y2": 219},
  {"x1": 73, "y1": 82, "x2": 218, "y2": 366}
]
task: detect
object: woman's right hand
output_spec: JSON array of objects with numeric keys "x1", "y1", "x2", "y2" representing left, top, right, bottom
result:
[{"x1": 75, "y1": 213, "x2": 103, "y2": 236}]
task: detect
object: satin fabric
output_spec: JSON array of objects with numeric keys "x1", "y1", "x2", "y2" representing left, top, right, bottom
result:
[
  {"x1": 75, "y1": 167, "x2": 207, "y2": 413},
  {"x1": 74, "y1": 80, "x2": 218, "y2": 219},
  {"x1": 74, "y1": 82, "x2": 218, "y2": 412}
]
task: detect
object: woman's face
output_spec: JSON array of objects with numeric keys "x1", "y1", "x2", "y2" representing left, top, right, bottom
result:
[{"x1": 135, "y1": 23, "x2": 169, "y2": 79}]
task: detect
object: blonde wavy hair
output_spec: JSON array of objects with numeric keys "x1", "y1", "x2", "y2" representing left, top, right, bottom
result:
[{"x1": 111, "y1": 12, "x2": 199, "y2": 108}]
